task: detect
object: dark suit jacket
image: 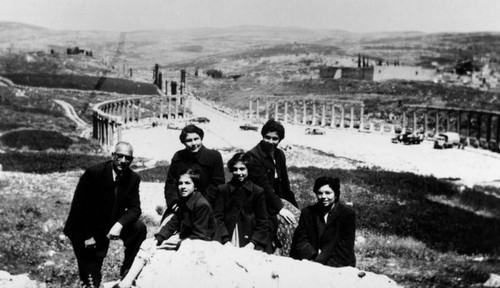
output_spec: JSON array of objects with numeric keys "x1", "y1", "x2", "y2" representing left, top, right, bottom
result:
[
  {"x1": 213, "y1": 180, "x2": 269, "y2": 248},
  {"x1": 156, "y1": 191, "x2": 215, "y2": 241},
  {"x1": 164, "y1": 145, "x2": 224, "y2": 208},
  {"x1": 64, "y1": 160, "x2": 142, "y2": 242},
  {"x1": 290, "y1": 202, "x2": 356, "y2": 267},
  {"x1": 246, "y1": 141, "x2": 298, "y2": 216}
]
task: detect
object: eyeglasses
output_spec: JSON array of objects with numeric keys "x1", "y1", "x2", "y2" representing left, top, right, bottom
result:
[
  {"x1": 264, "y1": 135, "x2": 280, "y2": 141},
  {"x1": 113, "y1": 153, "x2": 134, "y2": 161}
]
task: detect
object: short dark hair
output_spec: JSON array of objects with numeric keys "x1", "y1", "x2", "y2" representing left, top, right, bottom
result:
[
  {"x1": 313, "y1": 176, "x2": 340, "y2": 203},
  {"x1": 261, "y1": 119, "x2": 285, "y2": 140},
  {"x1": 175, "y1": 167, "x2": 201, "y2": 190},
  {"x1": 227, "y1": 151, "x2": 250, "y2": 170},
  {"x1": 179, "y1": 124, "x2": 204, "y2": 144}
]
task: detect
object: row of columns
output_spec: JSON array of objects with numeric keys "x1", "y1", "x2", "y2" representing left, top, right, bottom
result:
[
  {"x1": 404, "y1": 105, "x2": 500, "y2": 151},
  {"x1": 248, "y1": 98, "x2": 364, "y2": 129}
]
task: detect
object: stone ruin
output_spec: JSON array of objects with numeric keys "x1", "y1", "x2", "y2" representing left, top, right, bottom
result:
[{"x1": 132, "y1": 239, "x2": 399, "y2": 288}]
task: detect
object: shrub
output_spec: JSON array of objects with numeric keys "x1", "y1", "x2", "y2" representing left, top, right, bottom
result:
[
  {"x1": 0, "y1": 130, "x2": 73, "y2": 150},
  {"x1": 1, "y1": 73, "x2": 160, "y2": 95},
  {"x1": 0, "y1": 151, "x2": 108, "y2": 173}
]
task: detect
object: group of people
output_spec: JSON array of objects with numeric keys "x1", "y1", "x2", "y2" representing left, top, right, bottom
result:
[{"x1": 64, "y1": 119, "x2": 356, "y2": 288}]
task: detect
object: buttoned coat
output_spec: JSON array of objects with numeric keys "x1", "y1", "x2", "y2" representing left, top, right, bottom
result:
[
  {"x1": 213, "y1": 180, "x2": 269, "y2": 249},
  {"x1": 156, "y1": 191, "x2": 216, "y2": 241},
  {"x1": 246, "y1": 141, "x2": 298, "y2": 216},
  {"x1": 290, "y1": 202, "x2": 356, "y2": 267},
  {"x1": 164, "y1": 145, "x2": 224, "y2": 209},
  {"x1": 64, "y1": 160, "x2": 142, "y2": 242}
]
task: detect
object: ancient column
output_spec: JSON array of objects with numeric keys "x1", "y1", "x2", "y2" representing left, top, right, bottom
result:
[
  {"x1": 125, "y1": 101, "x2": 130, "y2": 123},
  {"x1": 340, "y1": 106, "x2": 345, "y2": 129},
  {"x1": 265, "y1": 99, "x2": 269, "y2": 120},
  {"x1": 413, "y1": 110, "x2": 417, "y2": 132},
  {"x1": 312, "y1": 102, "x2": 317, "y2": 126},
  {"x1": 402, "y1": 110, "x2": 406, "y2": 131},
  {"x1": 486, "y1": 114, "x2": 492, "y2": 144},
  {"x1": 166, "y1": 80, "x2": 170, "y2": 96},
  {"x1": 321, "y1": 102, "x2": 326, "y2": 126},
  {"x1": 477, "y1": 113, "x2": 482, "y2": 140},
  {"x1": 435, "y1": 110, "x2": 440, "y2": 134},
  {"x1": 360, "y1": 105, "x2": 364, "y2": 129},
  {"x1": 110, "y1": 121, "x2": 115, "y2": 147},
  {"x1": 497, "y1": 116, "x2": 500, "y2": 150},
  {"x1": 350, "y1": 106, "x2": 354, "y2": 129},
  {"x1": 293, "y1": 103, "x2": 298, "y2": 124},
  {"x1": 456, "y1": 112, "x2": 461, "y2": 133},
  {"x1": 466, "y1": 112, "x2": 471, "y2": 141},
  {"x1": 117, "y1": 123, "x2": 122, "y2": 142},
  {"x1": 183, "y1": 97, "x2": 187, "y2": 119},
  {"x1": 446, "y1": 113, "x2": 450, "y2": 132},
  {"x1": 302, "y1": 101, "x2": 307, "y2": 125},
  {"x1": 175, "y1": 97, "x2": 179, "y2": 119},
  {"x1": 92, "y1": 113, "x2": 98, "y2": 139},
  {"x1": 283, "y1": 101, "x2": 288, "y2": 123},
  {"x1": 275, "y1": 100, "x2": 279, "y2": 121},
  {"x1": 424, "y1": 111, "x2": 428, "y2": 135},
  {"x1": 255, "y1": 98, "x2": 260, "y2": 120},
  {"x1": 331, "y1": 104, "x2": 336, "y2": 128},
  {"x1": 137, "y1": 101, "x2": 142, "y2": 121},
  {"x1": 249, "y1": 99, "x2": 253, "y2": 120},
  {"x1": 168, "y1": 97, "x2": 172, "y2": 121}
]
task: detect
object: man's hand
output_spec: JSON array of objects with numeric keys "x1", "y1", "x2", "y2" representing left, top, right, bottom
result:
[
  {"x1": 107, "y1": 222, "x2": 123, "y2": 240},
  {"x1": 279, "y1": 208, "x2": 296, "y2": 224},
  {"x1": 84, "y1": 237, "x2": 96, "y2": 249}
]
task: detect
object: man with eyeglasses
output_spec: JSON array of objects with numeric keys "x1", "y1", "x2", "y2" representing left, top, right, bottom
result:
[
  {"x1": 64, "y1": 141, "x2": 147, "y2": 287},
  {"x1": 246, "y1": 119, "x2": 298, "y2": 253}
]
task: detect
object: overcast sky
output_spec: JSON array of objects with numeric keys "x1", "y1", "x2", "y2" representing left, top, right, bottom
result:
[{"x1": 1, "y1": 0, "x2": 499, "y2": 33}]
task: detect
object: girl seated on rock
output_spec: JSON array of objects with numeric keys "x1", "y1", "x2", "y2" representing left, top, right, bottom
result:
[
  {"x1": 213, "y1": 152, "x2": 269, "y2": 251},
  {"x1": 290, "y1": 176, "x2": 356, "y2": 267},
  {"x1": 114, "y1": 168, "x2": 216, "y2": 288}
]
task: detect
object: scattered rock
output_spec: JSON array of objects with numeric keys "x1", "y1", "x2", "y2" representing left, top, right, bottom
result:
[
  {"x1": 136, "y1": 239, "x2": 399, "y2": 288},
  {"x1": 484, "y1": 273, "x2": 500, "y2": 288},
  {"x1": 0, "y1": 270, "x2": 44, "y2": 288}
]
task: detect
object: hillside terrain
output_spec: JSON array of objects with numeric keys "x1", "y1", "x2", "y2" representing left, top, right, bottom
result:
[{"x1": 0, "y1": 22, "x2": 499, "y2": 288}]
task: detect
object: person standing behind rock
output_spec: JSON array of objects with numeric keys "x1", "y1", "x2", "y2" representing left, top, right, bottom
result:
[
  {"x1": 115, "y1": 168, "x2": 216, "y2": 288},
  {"x1": 246, "y1": 119, "x2": 298, "y2": 253},
  {"x1": 64, "y1": 141, "x2": 147, "y2": 288},
  {"x1": 163, "y1": 124, "x2": 224, "y2": 217},
  {"x1": 213, "y1": 152, "x2": 269, "y2": 251},
  {"x1": 290, "y1": 176, "x2": 356, "y2": 267}
]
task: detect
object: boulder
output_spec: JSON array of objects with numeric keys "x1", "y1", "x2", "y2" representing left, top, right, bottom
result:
[
  {"x1": 0, "y1": 270, "x2": 43, "y2": 288},
  {"x1": 136, "y1": 239, "x2": 399, "y2": 288},
  {"x1": 484, "y1": 273, "x2": 500, "y2": 288}
]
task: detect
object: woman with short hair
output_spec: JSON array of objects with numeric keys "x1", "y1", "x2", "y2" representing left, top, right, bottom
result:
[{"x1": 290, "y1": 176, "x2": 356, "y2": 267}]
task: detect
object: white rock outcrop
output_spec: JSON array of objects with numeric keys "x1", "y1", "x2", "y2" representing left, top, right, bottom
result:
[
  {"x1": 0, "y1": 270, "x2": 44, "y2": 288},
  {"x1": 136, "y1": 239, "x2": 399, "y2": 288}
]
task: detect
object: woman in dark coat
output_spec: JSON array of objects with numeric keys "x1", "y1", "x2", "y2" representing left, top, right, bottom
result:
[
  {"x1": 163, "y1": 124, "x2": 224, "y2": 214},
  {"x1": 290, "y1": 176, "x2": 356, "y2": 267},
  {"x1": 214, "y1": 152, "x2": 269, "y2": 251},
  {"x1": 115, "y1": 168, "x2": 215, "y2": 288}
]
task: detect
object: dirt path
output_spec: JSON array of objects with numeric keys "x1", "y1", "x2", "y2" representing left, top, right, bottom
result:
[
  {"x1": 123, "y1": 98, "x2": 500, "y2": 187},
  {"x1": 52, "y1": 99, "x2": 87, "y2": 127}
]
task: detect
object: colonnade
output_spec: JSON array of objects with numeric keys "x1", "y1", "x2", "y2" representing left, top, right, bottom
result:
[
  {"x1": 248, "y1": 97, "x2": 365, "y2": 129},
  {"x1": 92, "y1": 98, "x2": 142, "y2": 147},
  {"x1": 404, "y1": 105, "x2": 500, "y2": 151},
  {"x1": 93, "y1": 94, "x2": 189, "y2": 148}
]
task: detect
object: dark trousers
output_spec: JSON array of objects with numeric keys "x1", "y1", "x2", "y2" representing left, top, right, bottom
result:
[{"x1": 71, "y1": 220, "x2": 147, "y2": 287}]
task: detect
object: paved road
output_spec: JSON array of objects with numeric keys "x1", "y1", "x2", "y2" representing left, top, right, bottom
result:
[{"x1": 124, "y1": 98, "x2": 500, "y2": 187}]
